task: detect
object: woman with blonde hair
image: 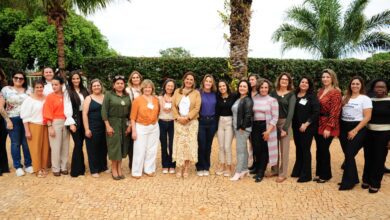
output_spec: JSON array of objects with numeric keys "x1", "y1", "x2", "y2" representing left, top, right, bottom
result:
[
  {"x1": 172, "y1": 71, "x2": 201, "y2": 178},
  {"x1": 196, "y1": 74, "x2": 217, "y2": 177},
  {"x1": 314, "y1": 69, "x2": 342, "y2": 183},
  {"x1": 126, "y1": 70, "x2": 143, "y2": 170}
]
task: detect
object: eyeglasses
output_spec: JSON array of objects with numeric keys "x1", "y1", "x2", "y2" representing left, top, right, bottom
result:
[
  {"x1": 114, "y1": 75, "x2": 125, "y2": 80},
  {"x1": 13, "y1": 77, "x2": 25, "y2": 81}
]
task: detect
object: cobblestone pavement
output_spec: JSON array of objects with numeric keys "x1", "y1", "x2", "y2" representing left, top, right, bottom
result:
[{"x1": 1, "y1": 137, "x2": 389, "y2": 219}]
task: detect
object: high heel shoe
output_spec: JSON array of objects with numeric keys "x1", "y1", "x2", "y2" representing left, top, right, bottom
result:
[
  {"x1": 230, "y1": 173, "x2": 241, "y2": 181},
  {"x1": 239, "y1": 170, "x2": 249, "y2": 179}
]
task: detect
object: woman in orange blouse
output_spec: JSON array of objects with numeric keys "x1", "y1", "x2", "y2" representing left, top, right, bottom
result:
[
  {"x1": 314, "y1": 69, "x2": 342, "y2": 183},
  {"x1": 42, "y1": 76, "x2": 71, "y2": 176},
  {"x1": 130, "y1": 79, "x2": 160, "y2": 178}
]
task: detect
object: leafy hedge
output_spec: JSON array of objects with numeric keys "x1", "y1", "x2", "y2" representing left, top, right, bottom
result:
[
  {"x1": 84, "y1": 56, "x2": 390, "y2": 91},
  {"x1": 0, "y1": 57, "x2": 23, "y2": 79}
]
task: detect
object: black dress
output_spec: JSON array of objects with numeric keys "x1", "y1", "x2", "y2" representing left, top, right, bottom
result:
[
  {"x1": 85, "y1": 99, "x2": 107, "y2": 174},
  {"x1": 0, "y1": 83, "x2": 10, "y2": 175}
]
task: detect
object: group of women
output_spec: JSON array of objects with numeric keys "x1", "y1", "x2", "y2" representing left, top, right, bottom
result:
[{"x1": 0, "y1": 67, "x2": 389, "y2": 193}]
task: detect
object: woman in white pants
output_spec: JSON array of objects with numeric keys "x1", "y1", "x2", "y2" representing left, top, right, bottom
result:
[{"x1": 131, "y1": 79, "x2": 160, "y2": 178}]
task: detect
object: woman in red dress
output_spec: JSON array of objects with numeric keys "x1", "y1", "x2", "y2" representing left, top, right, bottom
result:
[{"x1": 314, "y1": 69, "x2": 342, "y2": 183}]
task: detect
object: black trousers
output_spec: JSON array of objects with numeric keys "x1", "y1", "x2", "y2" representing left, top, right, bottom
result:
[
  {"x1": 196, "y1": 117, "x2": 217, "y2": 171},
  {"x1": 86, "y1": 130, "x2": 108, "y2": 174},
  {"x1": 339, "y1": 121, "x2": 366, "y2": 187},
  {"x1": 362, "y1": 130, "x2": 390, "y2": 188},
  {"x1": 250, "y1": 121, "x2": 268, "y2": 176},
  {"x1": 159, "y1": 119, "x2": 175, "y2": 168},
  {"x1": 70, "y1": 115, "x2": 86, "y2": 177},
  {"x1": 0, "y1": 117, "x2": 10, "y2": 174},
  {"x1": 315, "y1": 134, "x2": 334, "y2": 180},
  {"x1": 291, "y1": 124, "x2": 315, "y2": 181}
]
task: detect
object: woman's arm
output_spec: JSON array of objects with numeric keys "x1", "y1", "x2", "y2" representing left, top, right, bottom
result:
[
  {"x1": 0, "y1": 95, "x2": 12, "y2": 129},
  {"x1": 348, "y1": 108, "x2": 372, "y2": 140},
  {"x1": 283, "y1": 93, "x2": 296, "y2": 132},
  {"x1": 101, "y1": 93, "x2": 113, "y2": 137},
  {"x1": 82, "y1": 96, "x2": 92, "y2": 138},
  {"x1": 187, "y1": 90, "x2": 201, "y2": 120}
]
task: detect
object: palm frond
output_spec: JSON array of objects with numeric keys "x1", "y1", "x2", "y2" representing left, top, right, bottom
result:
[
  {"x1": 365, "y1": 10, "x2": 390, "y2": 32},
  {"x1": 348, "y1": 32, "x2": 390, "y2": 54},
  {"x1": 286, "y1": 6, "x2": 318, "y2": 31},
  {"x1": 342, "y1": 0, "x2": 368, "y2": 42},
  {"x1": 272, "y1": 23, "x2": 319, "y2": 54}
]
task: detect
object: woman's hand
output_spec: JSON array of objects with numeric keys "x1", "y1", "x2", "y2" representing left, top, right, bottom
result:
[
  {"x1": 49, "y1": 126, "x2": 56, "y2": 137},
  {"x1": 70, "y1": 124, "x2": 77, "y2": 133},
  {"x1": 323, "y1": 129, "x2": 331, "y2": 139},
  {"x1": 347, "y1": 129, "x2": 358, "y2": 140},
  {"x1": 85, "y1": 129, "x2": 92, "y2": 138},
  {"x1": 6, "y1": 119, "x2": 13, "y2": 130},
  {"x1": 25, "y1": 130, "x2": 32, "y2": 140},
  {"x1": 299, "y1": 123, "x2": 308, "y2": 133},
  {"x1": 125, "y1": 125, "x2": 132, "y2": 136},
  {"x1": 263, "y1": 131, "x2": 270, "y2": 141},
  {"x1": 106, "y1": 125, "x2": 114, "y2": 137},
  {"x1": 280, "y1": 129, "x2": 287, "y2": 137},
  {"x1": 132, "y1": 131, "x2": 137, "y2": 140},
  {"x1": 178, "y1": 116, "x2": 189, "y2": 125}
]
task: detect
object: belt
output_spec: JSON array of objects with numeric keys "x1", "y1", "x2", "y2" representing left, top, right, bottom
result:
[
  {"x1": 199, "y1": 115, "x2": 215, "y2": 120},
  {"x1": 320, "y1": 113, "x2": 330, "y2": 117}
]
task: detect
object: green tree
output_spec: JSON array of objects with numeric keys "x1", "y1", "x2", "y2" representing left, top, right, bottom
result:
[
  {"x1": 41, "y1": 0, "x2": 128, "y2": 77},
  {"x1": 272, "y1": 0, "x2": 390, "y2": 59},
  {"x1": 159, "y1": 47, "x2": 192, "y2": 58},
  {"x1": 366, "y1": 52, "x2": 390, "y2": 61},
  {"x1": 9, "y1": 13, "x2": 116, "y2": 70},
  {"x1": 0, "y1": 8, "x2": 29, "y2": 58},
  {"x1": 0, "y1": 0, "x2": 44, "y2": 19}
]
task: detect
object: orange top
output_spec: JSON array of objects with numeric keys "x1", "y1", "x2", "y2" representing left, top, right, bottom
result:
[
  {"x1": 130, "y1": 96, "x2": 159, "y2": 125},
  {"x1": 43, "y1": 93, "x2": 66, "y2": 124}
]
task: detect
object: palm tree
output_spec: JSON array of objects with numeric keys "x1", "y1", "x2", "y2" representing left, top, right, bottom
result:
[
  {"x1": 229, "y1": 0, "x2": 253, "y2": 79},
  {"x1": 272, "y1": 0, "x2": 390, "y2": 59},
  {"x1": 43, "y1": 0, "x2": 126, "y2": 77}
]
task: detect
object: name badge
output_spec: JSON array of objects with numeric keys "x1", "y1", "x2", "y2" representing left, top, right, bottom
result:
[
  {"x1": 147, "y1": 102, "x2": 154, "y2": 110},
  {"x1": 121, "y1": 100, "x2": 126, "y2": 106},
  {"x1": 164, "y1": 102, "x2": 172, "y2": 109},
  {"x1": 299, "y1": 98, "x2": 308, "y2": 105}
]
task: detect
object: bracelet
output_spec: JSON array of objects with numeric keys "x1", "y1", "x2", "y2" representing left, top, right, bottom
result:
[{"x1": 47, "y1": 124, "x2": 52, "y2": 127}]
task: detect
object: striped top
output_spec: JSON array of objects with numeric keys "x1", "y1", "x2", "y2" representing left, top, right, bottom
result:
[{"x1": 252, "y1": 94, "x2": 279, "y2": 125}]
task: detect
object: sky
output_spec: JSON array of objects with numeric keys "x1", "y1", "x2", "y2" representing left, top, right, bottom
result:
[{"x1": 86, "y1": 0, "x2": 390, "y2": 59}]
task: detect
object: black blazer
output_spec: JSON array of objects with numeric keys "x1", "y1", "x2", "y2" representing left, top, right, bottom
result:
[{"x1": 235, "y1": 96, "x2": 253, "y2": 130}]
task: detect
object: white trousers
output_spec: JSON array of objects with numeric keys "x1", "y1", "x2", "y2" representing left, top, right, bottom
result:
[
  {"x1": 48, "y1": 119, "x2": 70, "y2": 172},
  {"x1": 132, "y1": 123, "x2": 160, "y2": 177}
]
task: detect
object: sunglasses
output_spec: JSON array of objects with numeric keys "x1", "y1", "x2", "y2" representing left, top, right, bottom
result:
[
  {"x1": 114, "y1": 75, "x2": 125, "y2": 80},
  {"x1": 13, "y1": 76, "x2": 25, "y2": 81}
]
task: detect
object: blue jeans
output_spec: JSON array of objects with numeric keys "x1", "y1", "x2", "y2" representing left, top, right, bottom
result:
[
  {"x1": 159, "y1": 119, "x2": 175, "y2": 168},
  {"x1": 7, "y1": 116, "x2": 32, "y2": 169},
  {"x1": 196, "y1": 116, "x2": 217, "y2": 171}
]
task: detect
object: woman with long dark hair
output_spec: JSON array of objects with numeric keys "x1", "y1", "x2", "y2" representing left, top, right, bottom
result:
[
  {"x1": 362, "y1": 79, "x2": 390, "y2": 193},
  {"x1": 291, "y1": 77, "x2": 319, "y2": 183},
  {"x1": 215, "y1": 80, "x2": 237, "y2": 177},
  {"x1": 172, "y1": 71, "x2": 201, "y2": 178},
  {"x1": 230, "y1": 80, "x2": 253, "y2": 181},
  {"x1": 68, "y1": 70, "x2": 89, "y2": 177},
  {"x1": 158, "y1": 79, "x2": 176, "y2": 174},
  {"x1": 0, "y1": 67, "x2": 10, "y2": 176},
  {"x1": 339, "y1": 76, "x2": 372, "y2": 190},
  {"x1": 0, "y1": 71, "x2": 32, "y2": 177}
]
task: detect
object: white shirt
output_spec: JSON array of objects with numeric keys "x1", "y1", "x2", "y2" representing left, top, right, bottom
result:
[
  {"x1": 342, "y1": 95, "x2": 372, "y2": 121},
  {"x1": 20, "y1": 96, "x2": 45, "y2": 124},
  {"x1": 43, "y1": 82, "x2": 53, "y2": 96},
  {"x1": 178, "y1": 96, "x2": 190, "y2": 116},
  {"x1": 78, "y1": 92, "x2": 85, "y2": 111}
]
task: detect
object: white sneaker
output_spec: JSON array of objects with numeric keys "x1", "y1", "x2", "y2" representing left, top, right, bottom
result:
[
  {"x1": 25, "y1": 166, "x2": 34, "y2": 174},
  {"x1": 197, "y1": 171, "x2": 204, "y2": 177},
  {"x1": 15, "y1": 168, "x2": 25, "y2": 177},
  {"x1": 162, "y1": 168, "x2": 169, "y2": 174},
  {"x1": 203, "y1": 171, "x2": 210, "y2": 176}
]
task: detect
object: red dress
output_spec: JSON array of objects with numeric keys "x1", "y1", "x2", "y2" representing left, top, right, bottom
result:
[{"x1": 317, "y1": 88, "x2": 342, "y2": 137}]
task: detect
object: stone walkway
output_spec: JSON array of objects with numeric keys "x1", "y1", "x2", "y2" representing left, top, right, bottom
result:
[{"x1": 0, "y1": 138, "x2": 389, "y2": 219}]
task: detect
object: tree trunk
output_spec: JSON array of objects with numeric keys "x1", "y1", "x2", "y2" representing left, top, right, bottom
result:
[
  {"x1": 55, "y1": 17, "x2": 66, "y2": 79},
  {"x1": 229, "y1": 0, "x2": 252, "y2": 79}
]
